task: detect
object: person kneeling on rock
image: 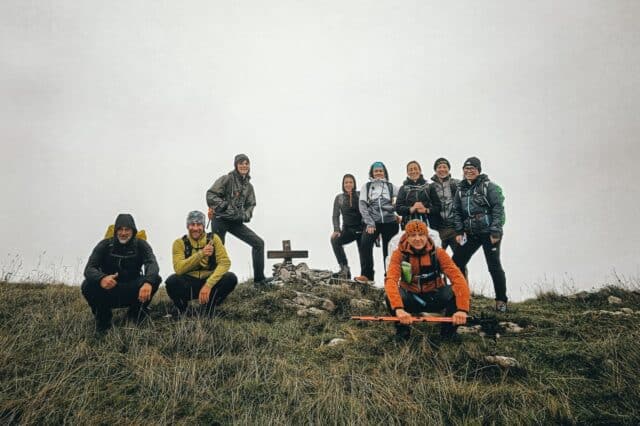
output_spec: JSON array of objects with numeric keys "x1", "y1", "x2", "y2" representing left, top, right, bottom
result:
[
  {"x1": 384, "y1": 220, "x2": 470, "y2": 339},
  {"x1": 165, "y1": 210, "x2": 238, "y2": 317}
]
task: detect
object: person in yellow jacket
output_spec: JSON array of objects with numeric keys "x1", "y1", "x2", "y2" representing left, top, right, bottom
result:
[{"x1": 165, "y1": 210, "x2": 238, "y2": 316}]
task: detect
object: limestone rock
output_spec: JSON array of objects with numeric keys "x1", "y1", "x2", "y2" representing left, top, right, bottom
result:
[
  {"x1": 499, "y1": 322, "x2": 524, "y2": 333},
  {"x1": 485, "y1": 355, "x2": 520, "y2": 368},
  {"x1": 621, "y1": 308, "x2": 634, "y2": 314},
  {"x1": 327, "y1": 338, "x2": 347, "y2": 347},
  {"x1": 608, "y1": 296, "x2": 623, "y2": 305},
  {"x1": 350, "y1": 299, "x2": 375, "y2": 309}
]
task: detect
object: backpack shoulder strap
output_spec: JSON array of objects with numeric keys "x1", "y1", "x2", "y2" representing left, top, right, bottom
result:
[{"x1": 182, "y1": 235, "x2": 192, "y2": 258}]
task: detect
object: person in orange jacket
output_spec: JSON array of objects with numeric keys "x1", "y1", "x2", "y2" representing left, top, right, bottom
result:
[{"x1": 384, "y1": 219, "x2": 470, "y2": 339}]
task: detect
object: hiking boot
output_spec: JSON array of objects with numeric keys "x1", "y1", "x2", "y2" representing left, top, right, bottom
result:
[
  {"x1": 127, "y1": 306, "x2": 150, "y2": 325},
  {"x1": 354, "y1": 275, "x2": 372, "y2": 284},
  {"x1": 394, "y1": 324, "x2": 411, "y2": 341},
  {"x1": 95, "y1": 309, "x2": 112, "y2": 333},
  {"x1": 254, "y1": 276, "x2": 275, "y2": 288},
  {"x1": 331, "y1": 265, "x2": 351, "y2": 279},
  {"x1": 495, "y1": 300, "x2": 508, "y2": 313}
]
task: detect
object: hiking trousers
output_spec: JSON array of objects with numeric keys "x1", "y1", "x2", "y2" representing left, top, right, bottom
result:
[
  {"x1": 212, "y1": 219, "x2": 266, "y2": 281},
  {"x1": 385, "y1": 285, "x2": 458, "y2": 336},
  {"x1": 330, "y1": 226, "x2": 363, "y2": 268},
  {"x1": 165, "y1": 272, "x2": 238, "y2": 314},
  {"x1": 452, "y1": 233, "x2": 507, "y2": 302},
  {"x1": 359, "y1": 221, "x2": 399, "y2": 280},
  {"x1": 81, "y1": 276, "x2": 159, "y2": 322}
]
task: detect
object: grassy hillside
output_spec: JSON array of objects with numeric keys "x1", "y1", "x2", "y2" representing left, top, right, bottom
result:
[{"x1": 1, "y1": 281, "x2": 639, "y2": 425}]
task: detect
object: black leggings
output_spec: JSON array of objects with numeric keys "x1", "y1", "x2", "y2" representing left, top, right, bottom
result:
[
  {"x1": 212, "y1": 219, "x2": 266, "y2": 281},
  {"x1": 452, "y1": 233, "x2": 507, "y2": 302},
  {"x1": 330, "y1": 227, "x2": 362, "y2": 267},
  {"x1": 359, "y1": 222, "x2": 399, "y2": 280}
]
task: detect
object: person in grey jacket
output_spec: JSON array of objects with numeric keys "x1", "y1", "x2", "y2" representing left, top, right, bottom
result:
[
  {"x1": 206, "y1": 154, "x2": 272, "y2": 285},
  {"x1": 429, "y1": 157, "x2": 460, "y2": 252},
  {"x1": 81, "y1": 213, "x2": 161, "y2": 332},
  {"x1": 451, "y1": 156, "x2": 508, "y2": 312},
  {"x1": 355, "y1": 161, "x2": 400, "y2": 283}
]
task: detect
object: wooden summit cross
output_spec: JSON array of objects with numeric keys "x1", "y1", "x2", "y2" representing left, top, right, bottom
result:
[{"x1": 267, "y1": 240, "x2": 308, "y2": 265}]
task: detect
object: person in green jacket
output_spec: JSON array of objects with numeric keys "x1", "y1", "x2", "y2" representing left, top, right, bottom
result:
[{"x1": 165, "y1": 211, "x2": 238, "y2": 316}]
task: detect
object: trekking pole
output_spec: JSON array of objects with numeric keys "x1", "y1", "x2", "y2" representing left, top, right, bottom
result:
[
  {"x1": 351, "y1": 315, "x2": 454, "y2": 323},
  {"x1": 351, "y1": 313, "x2": 500, "y2": 336}
]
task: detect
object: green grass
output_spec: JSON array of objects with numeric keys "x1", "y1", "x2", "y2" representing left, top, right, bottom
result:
[{"x1": 1, "y1": 282, "x2": 639, "y2": 425}]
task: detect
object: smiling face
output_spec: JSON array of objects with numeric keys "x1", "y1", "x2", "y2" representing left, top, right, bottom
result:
[
  {"x1": 187, "y1": 222, "x2": 205, "y2": 241},
  {"x1": 372, "y1": 167, "x2": 385, "y2": 179},
  {"x1": 407, "y1": 162, "x2": 421, "y2": 181},
  {"x1": 435, "y1": 163, "x2": 450, "y2": 179},
  {"x1": 116, "y1": 226, "x2": 133, "y2": 244},
  {"x1": 463, "y1": 165, "x2": 479, "y2": 182},
  {"x1": 236, "y1": 160, "x2": 250, "y2": 176},
  {"x1": 407, "y1": 231, "x2": 427, "y2": 250},
  {"x1": 343, "y1": 176, "x2": 355, "y2": 193}
]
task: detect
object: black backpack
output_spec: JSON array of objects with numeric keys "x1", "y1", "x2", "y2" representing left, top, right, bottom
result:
[{"x1": 182, "y1": 233, "x2": 217, "y2": 269}]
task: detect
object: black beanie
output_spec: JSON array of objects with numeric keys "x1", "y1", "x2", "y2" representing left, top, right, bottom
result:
[
  {"x1": 234, "y1": 153, "x2": 250, "y2": 168},
  {"x1": 433, "y1": 157, "x2": 451, "y2": 171},
  {"x1": 463, "y1": 156, "x2": 482, "y2": 172}
]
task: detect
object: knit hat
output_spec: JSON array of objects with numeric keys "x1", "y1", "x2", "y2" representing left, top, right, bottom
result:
[
  {"x1": 433, "y1": 157, "x2": 451, "y2": 170},
  {"x1": 463, "y1": 156, "x2": 482, "y2": 172},
  {"x1": 404, "y1": 219, "x2": 428, "y2": 235},
  {"x1": 234, "y1": 153, "x2": 250, "y2": 168},
  {"x1": 186, "y1": 210, "x2": 206, "y2": 227}
]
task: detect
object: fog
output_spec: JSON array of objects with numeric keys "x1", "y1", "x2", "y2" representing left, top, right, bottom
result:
[{"x1": 1, "y1": 1, "x2": 639, "y2": 300}]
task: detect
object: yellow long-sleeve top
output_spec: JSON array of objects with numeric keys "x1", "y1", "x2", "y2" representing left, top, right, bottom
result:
[{"x1": 172, "y1": 233, "x2": 231, "y2": 289}]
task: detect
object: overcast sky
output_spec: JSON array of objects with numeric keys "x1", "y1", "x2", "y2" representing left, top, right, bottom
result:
[{"x1": 1, "y1": 1, "x2": 639, "y2": 300}]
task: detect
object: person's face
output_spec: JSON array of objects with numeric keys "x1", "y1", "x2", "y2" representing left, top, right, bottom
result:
[
  {"x1": 463, "y1": 166, "x2": 479, "y2": 182},
  {"x1": 435, "y1": 163, "x2": 450, "y2": 179},
  {"x1": 188, "y1": 222, "x2": 204, "y2": 240},
  {"x1": 372, "y1": 167, "x2": 385, "y2": 179},
  {"x1": 236, "y1": 160, "x2": 250, "y2": 176},
  {"x1": 407, "y1": 231, "x2": 427, "y2": 250},
  {"x1": 407, "y1": 162, "x2": 421, "y2": 181},
  {"x1": 343, "y1": 177, "x2": 355, "y2": 193},
  {"x1": 116, "y1": 226, "x2": 133, "y2": 244}
]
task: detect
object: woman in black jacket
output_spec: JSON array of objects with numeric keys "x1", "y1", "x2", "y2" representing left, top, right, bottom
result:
[
  {"x1": 395, "y1": 161, "x2": 441, "y2": 230},
  {"x1": 330, "y1": 174, "x2": 363, "y2": 279}
]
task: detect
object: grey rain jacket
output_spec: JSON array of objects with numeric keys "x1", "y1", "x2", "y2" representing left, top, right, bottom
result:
[
  {"x1": 359, "y1": 178, "x2": 399, "y2": 226},
  {"x1": 206, "y1": 170, "x2": 256, "y2": 223},
  {"x1": 429, "y1": 174, "x2": 460, "y2": 230}
]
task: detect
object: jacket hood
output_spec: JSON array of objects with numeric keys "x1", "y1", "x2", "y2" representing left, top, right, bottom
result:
[
  {"x1": 368, "y1": 162, "x2": 389, "y2": 180},
  {"x1": 403, "y1": 175, "x2": 426, "y2": 186},
  {"x1": 114, "y1": 213, "x2": 137, "y2": 239},
  {"x1": 230, "y1": 169, "x2": 251, "y2": 181},
  {"x1": 342, "y1": 173, "x2": 357, "y2": 193},
  {"x1": 460, "y1": 173, "x2": 489, "y2": 189},
  {"x1": 397, "y1": 231, "x2": 434, "y2": 255},
  {"x1": 431, "y1": 174, "x2": 451, "y2": 183}
]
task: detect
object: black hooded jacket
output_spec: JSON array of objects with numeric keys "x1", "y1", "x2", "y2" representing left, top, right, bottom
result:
[
  {"x1": 84, "y1": 214, "x2": 162, "y2": 287},
  {"x1": 453, "y1": 174, "x2": 505, "y2": 237},
  {"x1": 395, "y1": 175, "x2": 441, "y2": 229}
]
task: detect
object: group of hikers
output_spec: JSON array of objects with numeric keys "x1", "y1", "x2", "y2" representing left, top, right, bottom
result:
[{"x1": 81, "y1": 153, "x2": 507, "y2": 339}]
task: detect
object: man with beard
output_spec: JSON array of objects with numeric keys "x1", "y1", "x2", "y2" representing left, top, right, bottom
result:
[
  {"x1": 81, "y1": 213, "x2": 161, "y2": 332},
  {"x1": 165, "y1": 210, "x2": 238, "y2": 316}
]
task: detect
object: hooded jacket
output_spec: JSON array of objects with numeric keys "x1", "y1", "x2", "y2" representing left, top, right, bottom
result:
[
  {"x1": 206, "y1": 170, "x2": 256, "y2": 223},
  {"x1": 453, "y1": 174, "x2": 505, "y2": 237},
  {"x1": 384, "y1": 233, "x2": 470, "y2": 312},
  {"x1": 359, "y1": 178, "x2": 399, "y2": 226},
  {"x1": 429, "y1": 174, "x2": 460, "y2": 230},
  {"x1": 395, "y1": 175, "x2": 441, "y2": 228},
  {"x1": 84, "y1": 214, "x2": 161, "y2": 287}
]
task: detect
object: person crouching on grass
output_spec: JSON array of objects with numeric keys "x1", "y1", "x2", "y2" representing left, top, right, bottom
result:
[
  {"x1": 81, "y1": 213, "x2": 161, "y2": 332},
  {"x1": 384, "y1": 219, "x2": 470, "y2": 340},
  {"x1": 165, "y1": 210, "x2": 238, "y2": 317}
]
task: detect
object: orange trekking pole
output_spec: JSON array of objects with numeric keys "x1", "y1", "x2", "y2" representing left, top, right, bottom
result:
[{"x1": 351, "y1": 315, "x2": 454, "y2": 323}]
